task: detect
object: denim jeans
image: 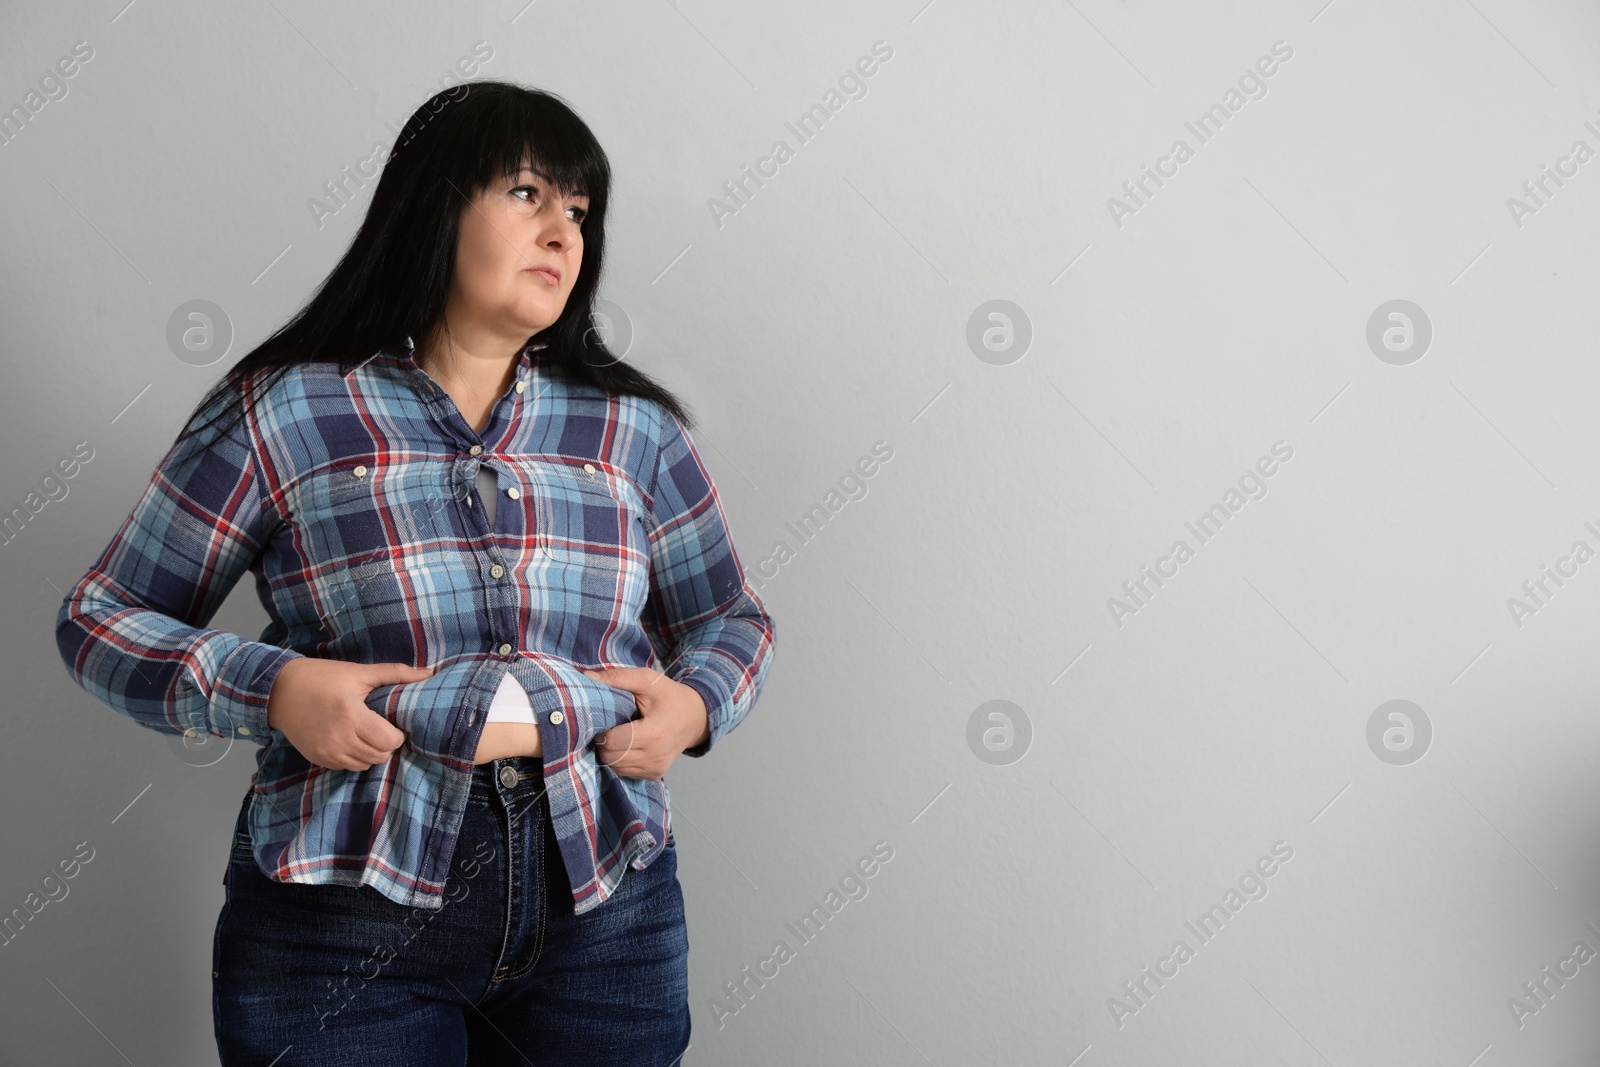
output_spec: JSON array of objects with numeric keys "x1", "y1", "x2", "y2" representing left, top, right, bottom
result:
[{"x1": 212, "y1": 755, "x2": 690, "y2": 1065}]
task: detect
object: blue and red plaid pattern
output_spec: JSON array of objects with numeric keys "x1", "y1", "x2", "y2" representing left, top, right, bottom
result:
[{"x1": 55, "y1": 337, "x2": 776, "y2": 913}]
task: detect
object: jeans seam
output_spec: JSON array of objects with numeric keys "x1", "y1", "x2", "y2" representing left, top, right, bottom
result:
[
  {"x1": 503, "y1": 789, "x2": 548, "y2": 981},
  {"x1": 487, "y1": 796, "x2": 516, "y2": 984},
  {"x1": 211, "y1": 869, "x2": 233, "y2": 1048}
]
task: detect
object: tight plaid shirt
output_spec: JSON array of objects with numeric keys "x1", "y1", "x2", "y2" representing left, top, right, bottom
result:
[{"x1": 54, "y1": 337, "x2": 777, "y2": 913}]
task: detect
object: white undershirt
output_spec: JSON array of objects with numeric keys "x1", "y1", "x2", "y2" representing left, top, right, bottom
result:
[{"x1": 476, "y1": 465, "x2": 538, "y2": 725}]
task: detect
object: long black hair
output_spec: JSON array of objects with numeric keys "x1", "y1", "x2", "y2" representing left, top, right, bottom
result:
[{"x1": 175, "y1": 79, "x2": 693, "y2": 448}]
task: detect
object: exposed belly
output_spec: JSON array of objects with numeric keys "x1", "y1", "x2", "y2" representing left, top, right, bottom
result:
[{"x1": 472, "y1": 720, "x2": 543, "y2": 764}]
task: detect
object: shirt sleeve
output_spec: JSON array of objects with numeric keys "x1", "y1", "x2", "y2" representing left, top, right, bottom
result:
[
  {"x1": 642, "y1": 409, "x2": 776, "y2": 758},
  {"x1": 53, "y1": 383, "x2": 303, "y2": 747}
]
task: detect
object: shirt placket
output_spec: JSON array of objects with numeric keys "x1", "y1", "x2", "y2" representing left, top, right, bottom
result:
[{"x1": 402, "y1": 348, "x2": 536, "y2": 762}]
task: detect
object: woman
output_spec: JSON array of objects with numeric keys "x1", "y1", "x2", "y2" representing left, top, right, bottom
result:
[{"x1": 53, "y1": 80, "x2": 776, "y2": 1064}]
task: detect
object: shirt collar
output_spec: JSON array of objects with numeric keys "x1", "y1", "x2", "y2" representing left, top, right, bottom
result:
[{"x1": 343, "y1": 335, "x2": 548, "y2": 379}]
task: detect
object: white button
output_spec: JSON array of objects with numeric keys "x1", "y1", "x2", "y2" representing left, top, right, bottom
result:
[
  {"x1": 515, "y1": 381, "x2": 525, "y2": 394},
  {"x1": 467, "y1": 711, "x2": 476, "y2": 726},
  {"x1": 353, "y1": 465, "x2": 368, "y2": 478},
  {"x1": 469, "y1": 445, "x2": 484, "y2": 456},
  {"x1": 237, "y1": 725, "x2": 251, "y2": 736},
  {"x1": 548, "y1": 711, "x2": 565, "y2": 725},
  {"x1": 184, "y1": 728, "x2": 199, "y2": 738},
  {"x1": 498, "y1": 643, "x2": 513, "y2": 655},
  {"x1": 506, "y1": 486, "x2": 521, "y2": 500},
  {"x1": 489, "y1": 564, "x2": 504, "y2": 578},
  {"x1": 583, "y1": 463, "x2": 596, "y2": 474}
]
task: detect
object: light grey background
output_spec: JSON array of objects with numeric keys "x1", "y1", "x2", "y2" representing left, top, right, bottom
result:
[{"x1": 5, "y1": 0, "x2": 1600, "y2": 1063}]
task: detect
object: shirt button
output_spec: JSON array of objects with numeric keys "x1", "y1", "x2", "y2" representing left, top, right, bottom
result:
[
  {"x1": 548, "y1": 711, "x2": 565, "y2": 725},
  {"x1": 515, "y1": 381, "x2": 525, "y2": 394},
  {"x1": 353, "y1": 464, "x2": 368, "y2": 478},
  {"x1": 583, "y1": 463, "x2": 596, "y2": 475},
  {"x1": 498, "y1": 643, "x2": 513, "y2": 655},
  {"x1": 237, "y1": 726, "x2": 251, "y2": 736},
  {"x1": 467, "y1": 711, "x2": 476, "y2": 726},
  {"x1": 506, "y1": 486, "x2": 521, "y2": 500},
  {"x1": 489, "y1": 564, "x2": 505, "y2": 579},
  {"x1": 498, "y1": 765, "x2": 518, "y2": 788},
  {"x1": 184, "y1": 728, "x2": 199, "y2": 738},
  {"x1": 469, "y1": 445, "x2": 484, "y2": 456}
]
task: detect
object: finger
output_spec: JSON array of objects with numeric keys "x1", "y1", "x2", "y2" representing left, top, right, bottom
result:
[
  {"x1": 343, "y1": 742, "x2": 395, "y2": 769},
  {"x1": 364, "y1": 661, "x2": 437, "y2": 686},
  {"x1": 583, "y1": 666, "x2": 664, "y2": 694},
  {"x1": 608, "y1": 756, "x2": 662, "y2": 781},
  {"x1": 356, "y1": 735, "x2": 399, "y2": 762},
  {"x1": 593, "y1": 736, "x2": 618, "y2": 765},
  {"x1": 353, "y1": 713, "x2": 407, "y2": 752},
  {"x1": 335, "y1": 733, "x2": 390, "y2": 765},
  {"x1": 597, "y1": 723, "x2": 638, "y2": 759}
]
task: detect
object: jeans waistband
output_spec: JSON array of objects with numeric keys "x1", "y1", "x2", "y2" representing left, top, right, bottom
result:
[{"x1": 468, "y1": 755, "x2": 545, "y2": 803}]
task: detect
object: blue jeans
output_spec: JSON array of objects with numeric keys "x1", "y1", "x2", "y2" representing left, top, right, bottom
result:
[{"x1": 212, "y1": 755, "x2": 690, "y2": 1065}]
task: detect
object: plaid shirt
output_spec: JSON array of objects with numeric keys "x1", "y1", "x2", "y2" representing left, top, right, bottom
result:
[{"x1": 54, "y1": 337, "x2": 776, "y2": 913}]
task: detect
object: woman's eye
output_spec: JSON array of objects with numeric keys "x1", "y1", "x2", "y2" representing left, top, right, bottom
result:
[{"x1": 514, "y1": 186, "x2": 586, "y2": 224}]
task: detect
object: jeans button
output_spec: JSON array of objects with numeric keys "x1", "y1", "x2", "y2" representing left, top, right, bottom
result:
[{"x1": 498, "y1": 765, "x2": 518, "y2": 789}]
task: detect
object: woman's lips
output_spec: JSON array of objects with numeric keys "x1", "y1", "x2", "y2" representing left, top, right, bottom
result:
[{"x1": 526, "y1": 267, "x2": 560, "y2": 285}]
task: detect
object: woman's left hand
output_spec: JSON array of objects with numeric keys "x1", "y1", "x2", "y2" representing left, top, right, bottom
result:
[{"x1": 582, "y1": 666, "x2": 709, "y2": 780}]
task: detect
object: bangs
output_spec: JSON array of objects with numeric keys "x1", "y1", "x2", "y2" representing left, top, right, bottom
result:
[{"x1": 467, "y1": 89, "x2": 609, "y2": 202}]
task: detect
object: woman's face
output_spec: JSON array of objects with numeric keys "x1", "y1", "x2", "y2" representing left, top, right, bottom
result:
[{"x1": 450, "y1": 161, "x2": 590, "y2": 340}]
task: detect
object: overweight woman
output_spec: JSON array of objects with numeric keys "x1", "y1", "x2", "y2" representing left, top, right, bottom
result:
[{"x1": 54, "y1": 80, "x2": 776, "y2": 1065}]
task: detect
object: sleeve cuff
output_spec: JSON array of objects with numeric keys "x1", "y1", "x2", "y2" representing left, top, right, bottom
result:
[
  {"x1": 674, "y1": 668, "x2": 731, "y2": 758},
  {"x1": 210, "y1": 642, "x2": 303, "y2": 746}
]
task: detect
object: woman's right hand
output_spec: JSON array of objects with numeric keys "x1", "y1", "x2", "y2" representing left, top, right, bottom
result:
[{"x1": 266, "y1": 658, "x2": 432, "y2": 771}]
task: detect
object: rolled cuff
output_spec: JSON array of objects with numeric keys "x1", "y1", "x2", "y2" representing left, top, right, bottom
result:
[
  {"x1": 210, "y1": 642, "x2": 303, "y2": 746},
  {"x1": 673, "y1": 667, "x2": 731, "y2": 759}
]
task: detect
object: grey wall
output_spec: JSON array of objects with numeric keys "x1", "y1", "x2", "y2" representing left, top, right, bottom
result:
[{"x1": 5, "y1": 0, "x2": 1600, "y2": 1063}]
